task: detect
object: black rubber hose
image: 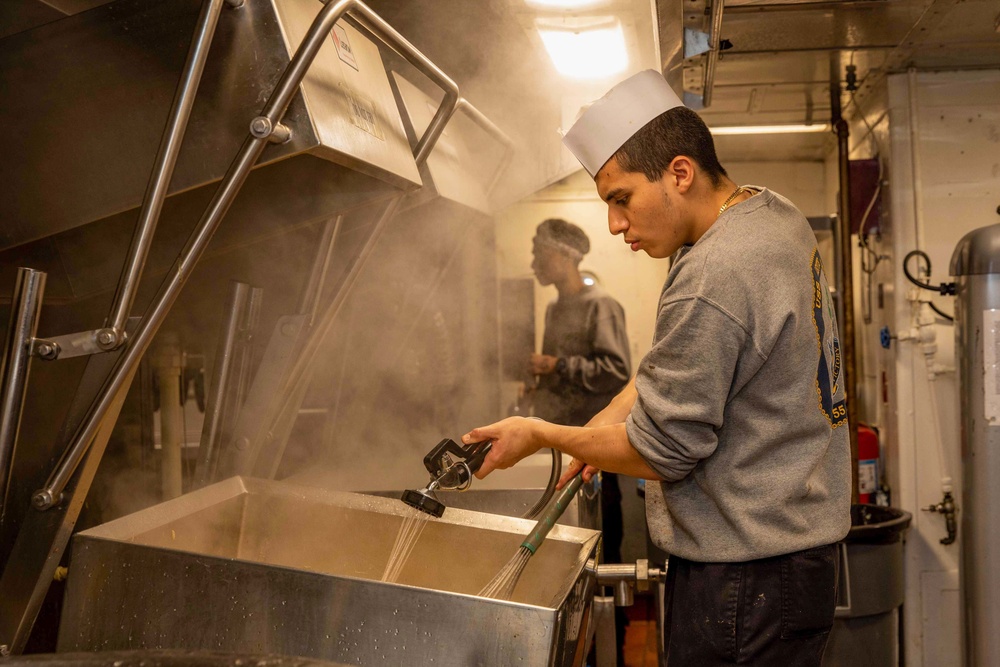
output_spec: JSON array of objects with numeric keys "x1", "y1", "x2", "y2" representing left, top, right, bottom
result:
[
  {"x1": 929, "y1": 301, "x2": 954, "y2": 323},
  {"x1": 903, "y1": 250, "x2": 956, "y2": 322},
  {"x1": 522, "y1": 447, "x2": 561, "y2": 520},
  {"x1": 903, "y1": 250, "x2": 939, "y2": 292}
]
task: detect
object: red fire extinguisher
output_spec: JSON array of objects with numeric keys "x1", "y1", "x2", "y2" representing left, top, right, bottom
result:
[{"x1": 857, "y1": 424, "x2": 880, "y2": 504}]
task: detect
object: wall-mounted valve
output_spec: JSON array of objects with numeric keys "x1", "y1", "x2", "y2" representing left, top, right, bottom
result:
[
  {"x1": 880, "y1": 326, "x2": 893, "y2": 349},
  {"x1": 922, "y1": 490, "x2": 958, "y2": 545}
]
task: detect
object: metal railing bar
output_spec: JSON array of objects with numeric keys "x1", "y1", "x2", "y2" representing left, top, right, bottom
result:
[
  {"x1": 0, "y1": 269, "x2": 46, "y2": 525},
  {"x1": 104, "y1": 0, "x2": 229, "y2": 345}
]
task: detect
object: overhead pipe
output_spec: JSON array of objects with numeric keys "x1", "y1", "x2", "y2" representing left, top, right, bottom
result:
[{"x1": 830, "y1": 57, "x2": 860, "y2": 502}]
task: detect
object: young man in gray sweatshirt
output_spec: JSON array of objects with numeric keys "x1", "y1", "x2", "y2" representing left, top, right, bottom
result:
[{"x1": 463, "y1": 70, "x2": 851, "y2": 665}]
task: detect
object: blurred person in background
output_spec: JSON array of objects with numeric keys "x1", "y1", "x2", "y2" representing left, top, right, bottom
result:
[{"x1": 528, "y1": 217, "x2": 631, "y2": 662}]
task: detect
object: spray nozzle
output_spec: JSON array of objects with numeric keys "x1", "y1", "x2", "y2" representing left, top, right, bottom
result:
[{"x1": 400, "y1": 438, "x2": 493, "y2": 517}]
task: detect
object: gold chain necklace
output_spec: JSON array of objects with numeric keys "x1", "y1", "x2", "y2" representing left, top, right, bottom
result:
[{"x1": 718, "y1": 185, "x2": 750, "y2": 216}]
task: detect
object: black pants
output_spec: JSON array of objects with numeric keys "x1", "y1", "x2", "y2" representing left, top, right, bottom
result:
[
  {"x1": 600, "y1": 472, "x2": 623, "y2": 563},
  {"x1": 663, "y1": 544, "x2": 837, "y2": 666}
]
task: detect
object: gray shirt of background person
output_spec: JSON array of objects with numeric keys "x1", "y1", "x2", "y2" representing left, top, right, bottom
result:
[
  {"x1": 534, "y1": 285, "x2": 632, "y2": 426},
  {"x1": 627, "y1": 187, "x2": 852, "y2": 563}
]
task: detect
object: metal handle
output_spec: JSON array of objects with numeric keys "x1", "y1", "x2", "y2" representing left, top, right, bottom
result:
[{"x1": 33, "y1": 0, "x2": 463, "y2": 510}]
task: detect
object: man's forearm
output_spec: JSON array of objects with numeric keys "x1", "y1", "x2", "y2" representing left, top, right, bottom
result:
[
  {"x1": 537, "y1": 420, "x2": 661, "y2": 480},
  {"x1": 585, "y1": 376, "x2": 637, "y2": 428}
]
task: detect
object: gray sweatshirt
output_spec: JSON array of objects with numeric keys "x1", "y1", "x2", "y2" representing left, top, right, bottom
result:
[
  {"x1": 626, "y1": 188, "x2": 851, "y2": 562},
  {"x1": 534, "y1": 285, "x2": 631, "y2": 426}
]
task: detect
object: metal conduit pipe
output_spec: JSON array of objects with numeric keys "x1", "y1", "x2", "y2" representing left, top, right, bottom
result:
[
  {"x1": 32, "y1": 0, "x2": 462, "y2": 509},
  {"x1": 31, "y1": 133, "x2": 269, "y2": 511},
  {"x1": 830, "y1": 59, "x2": 860, "y2": 501}
]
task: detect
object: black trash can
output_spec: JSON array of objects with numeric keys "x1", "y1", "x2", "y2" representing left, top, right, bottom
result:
[{"x1": 823, "y1": 504, "x2": 912, "y2": 667}]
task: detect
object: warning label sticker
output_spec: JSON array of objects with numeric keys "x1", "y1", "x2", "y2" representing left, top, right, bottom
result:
[{"x1": 331, "y1": 23, "x2": 358, "y2": 71}]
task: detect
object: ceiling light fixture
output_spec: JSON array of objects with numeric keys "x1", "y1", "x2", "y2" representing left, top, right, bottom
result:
[
  {"x1": 710, "y1": 124, "x2": 830, "y2": 135},
  {"x1": 535, "y1": 17, "x2": 629, "y2": 79}
]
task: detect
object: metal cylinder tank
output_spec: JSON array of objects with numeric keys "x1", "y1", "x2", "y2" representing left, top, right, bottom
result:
[{"x1": 949, "y1": 222, "x2": 1000, "y2": 667}]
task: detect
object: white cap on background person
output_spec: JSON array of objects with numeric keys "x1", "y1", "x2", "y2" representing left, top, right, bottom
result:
[{"x1": 562, "y1": 69, "x2": 684, "y2": 177}]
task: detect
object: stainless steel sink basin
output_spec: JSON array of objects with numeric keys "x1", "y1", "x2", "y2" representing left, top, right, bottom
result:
[{"x1": 59, "y1": 477, "x2": 600, "y2": 666}]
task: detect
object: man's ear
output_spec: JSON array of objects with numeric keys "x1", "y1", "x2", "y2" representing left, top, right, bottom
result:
[{"x1": 667, "y1": 156, "x2": 696, "y2": 194}]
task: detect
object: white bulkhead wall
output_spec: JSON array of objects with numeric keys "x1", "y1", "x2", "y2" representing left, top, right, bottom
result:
[{"x1": 844, "y1": 69, "x2": 1000, "y2": 667}]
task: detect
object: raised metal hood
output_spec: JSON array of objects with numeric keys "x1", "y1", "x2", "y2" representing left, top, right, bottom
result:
[
  {"x1": 392, "y1": 72, "x2": 511, "y2": 215},
  {"x1": 59, "y1": 477, "x2": 600, "y2": 666},
  {"x1": 0, "y1": 0, "x2": 421, "y2": 254}
]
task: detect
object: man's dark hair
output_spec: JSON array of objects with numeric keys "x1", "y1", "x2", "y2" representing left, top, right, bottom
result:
[{"x1": 613, "y1": 107, "x2": 728, "y2": 188}]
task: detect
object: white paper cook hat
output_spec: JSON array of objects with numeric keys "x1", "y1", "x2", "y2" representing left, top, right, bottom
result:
[{"x1": 562, "y1": 69, "x2": 684, "y2": 178}]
